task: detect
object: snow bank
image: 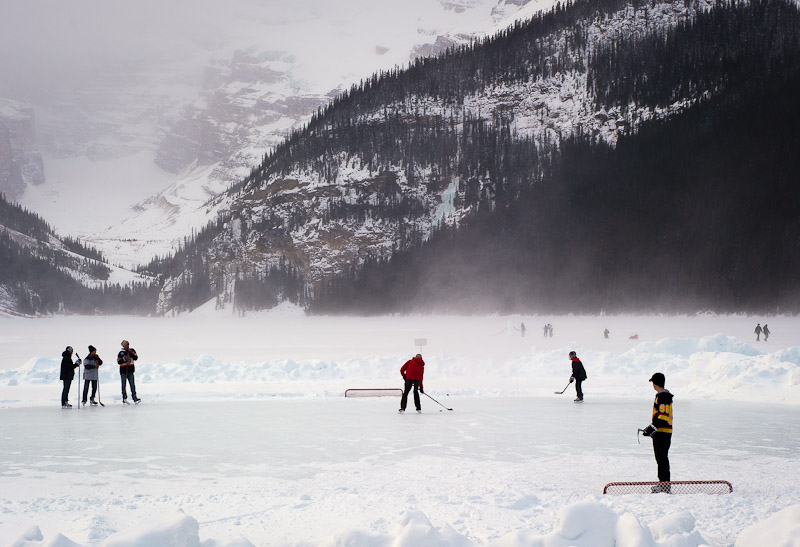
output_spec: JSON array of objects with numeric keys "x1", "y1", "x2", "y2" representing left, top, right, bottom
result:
[
  {"x1": 735, "y1": 503, "x2": 800, "y2": 547},
  {"x1": 3, "y1": 333, "x2": 797, "y2": 405},
  {"x1": 15, "y1": 501, "x2": 796, "y2": 546},
  {"x1": 103, "y1": 511, "x2": 200, "y2": 547}
]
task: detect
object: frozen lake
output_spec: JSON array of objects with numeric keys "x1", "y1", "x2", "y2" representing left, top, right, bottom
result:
[
  {"x1": 1, "y1": 397, "x2": 798, "y2": 545},
  {"x1": 1, "y1": 309, "x2": 798, "y2": 545}
]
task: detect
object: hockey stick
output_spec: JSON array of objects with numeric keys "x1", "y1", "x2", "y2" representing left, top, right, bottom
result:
[
  {"x1": 77, "y1": 359, "x2": 81, "y2": 409},
  {"x1": 554, "y1": 382, "x2": 571, "y2": 394},
  {"x1": 97, "y1": 371, "x2": 105, "y2": 407},
  {"x1": 423, "y1": 391, "x2": 453, "y2": 411}
]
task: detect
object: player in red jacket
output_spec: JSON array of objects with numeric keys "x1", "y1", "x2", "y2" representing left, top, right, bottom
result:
[{"x1": 399, "y1": 354, "x2": 425, "y2": 413}]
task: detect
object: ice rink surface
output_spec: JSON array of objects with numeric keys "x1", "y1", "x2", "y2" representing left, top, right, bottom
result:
[{"x1": 0, "y1": 309, "x2": 798, "y2": 545}]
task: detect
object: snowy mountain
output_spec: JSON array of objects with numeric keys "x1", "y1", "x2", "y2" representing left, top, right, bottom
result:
[
  {"x1": 0, "y1": 0, "x2": 547, "y2": 268},
  {"x1": 146, "y1": 0, "x2": 800, "y2": 315}
]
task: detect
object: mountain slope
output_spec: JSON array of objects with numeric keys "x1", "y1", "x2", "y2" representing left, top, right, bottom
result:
[
  {"x1": 3, "y1": 0, "x2": 548, "y2": 268},
  {"x1": 0, "y1": 194, "x2": 157, "y2": 316},
  {"x1": 313, "y1": 67, "x2": 800, "y2": 313},
  {"x1": 147, "y1": 0, "x2": 800, "y2": 315}
]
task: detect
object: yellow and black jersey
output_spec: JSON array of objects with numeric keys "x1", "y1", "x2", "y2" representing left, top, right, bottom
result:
[{"x1": 652, "y1": 390, "x2": 673, "y2": 433}]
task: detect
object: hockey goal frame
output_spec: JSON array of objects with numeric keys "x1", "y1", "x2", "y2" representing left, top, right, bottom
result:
[{"x1": 603, "y1": 480, "x2": 733, "y2": 495}]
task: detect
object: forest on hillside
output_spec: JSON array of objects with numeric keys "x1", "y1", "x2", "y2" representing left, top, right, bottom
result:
[{"x1": 310, "y1": 68, "x2": 800, "y2": 313}]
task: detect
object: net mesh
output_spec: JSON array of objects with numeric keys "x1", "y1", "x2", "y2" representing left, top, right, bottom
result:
[
  {"x1": 344, "y1": 388, "x2": 403, "y2": 398},
  {"x1": 603, "y1": 481, "x2": 732, "y2": 495}
]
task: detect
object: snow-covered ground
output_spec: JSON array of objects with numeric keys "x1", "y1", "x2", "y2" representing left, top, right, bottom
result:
[{"x1": 0, "y1": 309, "x2": 798, "y2": 546}]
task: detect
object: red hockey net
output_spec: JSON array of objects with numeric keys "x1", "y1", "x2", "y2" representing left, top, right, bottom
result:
[
  {"x1": 344, "y1": 388, "x2": 403, "y2": 398},
  {"x1": 603, "y1": 481, "x2": 732, "y2": 495}
]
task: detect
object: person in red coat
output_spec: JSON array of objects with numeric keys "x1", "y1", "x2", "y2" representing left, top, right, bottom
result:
[{"x1": 399, "y1": 354, "x2": 425, "y2": 413}]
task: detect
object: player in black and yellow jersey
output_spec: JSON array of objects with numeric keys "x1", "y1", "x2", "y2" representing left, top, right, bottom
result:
[{"x1": 642, "y1": 372, "x2": 673, "y2": 490}]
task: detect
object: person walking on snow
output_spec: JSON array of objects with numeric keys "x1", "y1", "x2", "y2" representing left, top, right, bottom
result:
[
  {"x1": 82, "y1": 345, "x2": 102, "y2": 406},
  {"x1": 568, "y1": 351, "x2": 587, "y2": 402},
  {"x1": 763, "y1": 324, "x2": 770, "y2": 341},
  {"x1": 641, "y1": 372, "x2": 673, "y2": 491},
  {"x1": 754, "y1": 323, "x2": 762, "y2": 341},
  {"x1": 117, "y1": 340, "x2": 140, "y2": 404},
  {"x1": 399, "y1": 353, "x2": 425, "y2": 413},
  {"x1": 60, "y1": 346, "x2": 81, "y2": 408}
]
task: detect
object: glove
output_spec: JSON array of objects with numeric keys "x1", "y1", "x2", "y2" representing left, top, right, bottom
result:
[
  {"x1": 642, "y1": 425, "x2": 656, "y2": 437},
  {"x1": 402, "y1": 374, "x2": 406, "y2": 380},
  {"x1": 569, "y1": 377, "x2": 575, "y2": 383},
  {"x1": 420, "y1": 387, "x2": 424, "y2": 394},
  {"x1": 75, "y1": 358, "x2": 82, "y2": 365}
]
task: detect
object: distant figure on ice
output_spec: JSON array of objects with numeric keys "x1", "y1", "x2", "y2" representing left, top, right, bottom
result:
[
  {"x1": 548, "y1": 323, "x2": 554, "y2": 338},
  {"x1": 568, "y1": 351, "x2": 587, "y2": 403},
  {"x1": 754, "y1": 323, "x2": 762, "y2": 342},
  {"x1": 60, "y1": 346, "x2": 81, "y2": 408},
  {"x1": 763, "y1": 324, "x2": 770, "y2": 341},
  {"x1": 520, "y1": 322, "x2": 527, "y2": 337},
  {"x1": 543, "y1": 324, "x2": 549, "y2": 338},
  {"x1": 641, "y1": 372, "x2": 673, "y2": 492},
  {"x1": 629, "y1": 334, "x2": 639, "y2": 340},
  {"x1": 604, "y1": 328, "x2": 610, "y2": 339},
  {"x1": 399, "y1": 354, "x2": 425, "y2": 413},
  {"x1": 82, "y1": 345, "x2": 102, "y2": 406},
  {"x1": 117, "y1": 340, "x2": 140, "y2": 404}
]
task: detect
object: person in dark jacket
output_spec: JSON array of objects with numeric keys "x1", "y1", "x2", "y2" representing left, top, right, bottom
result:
[
  {"x1": 60, "y1": 346, "x2": 81, "y2": 408},
  {"x1": 117, "y1": 340, "x2": 140, "y2": 404},
  {"x1": 754, "y1": 323, "x2": 762, "y2": 341},
  {"x1": 399, "y1": 354, "x2": 425, "y2": 413},
  {"x1": 82, "y1": 345, "x2": 103, "y2": 406},
  {"x1": 568, "y1": 351, "x2": 587, "y2": 402},
  {"x1": 642, "y1": 372, "x2": 674, "y2": 491},
  {"x1": 763, "y1": 324, "x2": 770, "y2": 341}
]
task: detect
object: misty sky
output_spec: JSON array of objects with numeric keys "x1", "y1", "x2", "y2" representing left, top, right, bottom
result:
[{"x1": 0, "y1": 0, "x2": 472, "y2": 104}]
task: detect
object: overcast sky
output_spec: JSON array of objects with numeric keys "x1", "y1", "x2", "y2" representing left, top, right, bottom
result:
[{"x1": 0, "y1": 0, "x2": 477, "y2": 100}]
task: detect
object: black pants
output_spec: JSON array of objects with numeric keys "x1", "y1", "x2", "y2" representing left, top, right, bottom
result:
[
  {"x1": 574, "y1": 379, "x2": 583, "y2": 399},
  {"x1": 61, "y1": 378, "x2": 72, "y2": 405},
  {"x1": 83, "y1": 380, "x2": 98, "y2": 401},
  {"x1": 653, "y1": 433, "x2": 672, "y2": 482},
  {"x1": 400, "y1": 379, "x2": 421, "y2": 411}
]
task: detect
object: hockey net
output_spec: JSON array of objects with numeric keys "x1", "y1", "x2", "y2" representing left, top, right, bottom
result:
[
  {"x1": 603, "y1": 481, "x2": 732, "y2": 495},
  {"x1": 344, "y1": 388, "x2": 403, "y2": 398}
]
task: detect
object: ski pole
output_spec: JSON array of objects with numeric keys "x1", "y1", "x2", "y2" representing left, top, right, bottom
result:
[
  {"x1": 423, "y1": 391, "x2": 453, "y2": 411},
  {"x1": 554, "y1": 382, "x2": 571, "y2": 394}
]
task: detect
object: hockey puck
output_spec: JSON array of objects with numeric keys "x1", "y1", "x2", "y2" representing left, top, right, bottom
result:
[{"x1": 439, "y1": 409, "x2": 442, "y2": 412}]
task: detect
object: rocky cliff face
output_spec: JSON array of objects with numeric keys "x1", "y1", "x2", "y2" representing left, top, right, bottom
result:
[
  {"x1": 0, "y1": 99, "x2": 44, "y2": 201},
  {"x1": 155, "y1": 50, "x2": 328, "y2": 178}
]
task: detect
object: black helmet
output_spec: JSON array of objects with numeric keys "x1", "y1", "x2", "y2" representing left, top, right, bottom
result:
[{"x1": 569, "y1": 351, "x2": 577, "y2": 358}]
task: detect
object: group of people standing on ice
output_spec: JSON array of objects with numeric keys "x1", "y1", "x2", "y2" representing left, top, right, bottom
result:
[{"x1": 59, "y1": 340, "x2": 140, "y2": 407}]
